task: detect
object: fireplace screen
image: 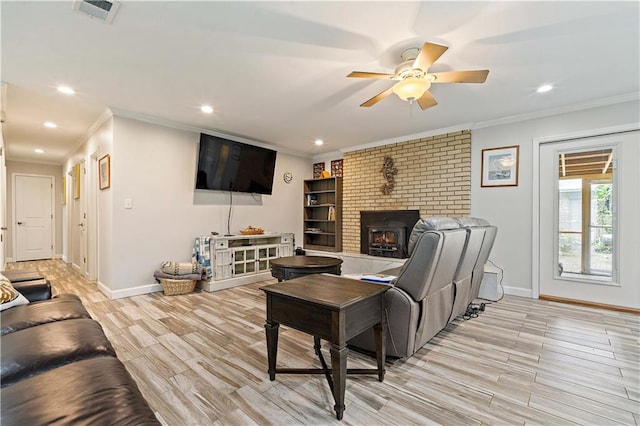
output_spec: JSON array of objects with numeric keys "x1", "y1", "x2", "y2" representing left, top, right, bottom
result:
[{"x1": 368, "y1": 227, "x2": 406, "y2": 258}]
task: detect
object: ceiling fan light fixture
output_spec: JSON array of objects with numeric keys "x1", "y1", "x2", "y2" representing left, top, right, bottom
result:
[{"x1": 392, "y1": 77, "x2": 431, "y2": 101}]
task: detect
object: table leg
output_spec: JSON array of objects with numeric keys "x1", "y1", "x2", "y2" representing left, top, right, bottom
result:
[
  {"x1": 313, "y1": 336, "x2": 322, "y2": 356},
  {"x1": 264, "y1": 320, "x2": 279, "y2": 381},
  {"x1": 330, "y1": 343, "x2": 347, "y2": 420},
  {"x1": 373, "y1": 322, "x2": 386, "y2": 382}
]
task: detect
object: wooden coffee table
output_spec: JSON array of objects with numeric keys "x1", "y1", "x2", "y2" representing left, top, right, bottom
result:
[
  {"x1": 270, "y1": 255, "x2": 343, "y2": 281},
  {"x1": 261, "y1": 274, "x2": 389, "y2": 420}
]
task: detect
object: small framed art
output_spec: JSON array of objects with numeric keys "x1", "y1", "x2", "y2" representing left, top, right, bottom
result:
[
  {"x1": 74, "y1": 163, "x2": 81, "y2": 199},
  {"x1": 331, "y1": 159, "x2": 343, "y2": 177},
  {"x1": 99, "y1": 154, "x2": 111, "y2": 190},
  {"x1": 481, "y1": 145, "x2": 519, "y2": 187},
  {"x1": 62, "y1": 176, "x2": 66, "y2": 205},
  {"x1": 313, "y1": 162, "x2": 325, "y2": 179}
]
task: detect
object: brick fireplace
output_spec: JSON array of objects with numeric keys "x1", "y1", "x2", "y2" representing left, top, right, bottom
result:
[{"x1": 342, "y1": 130, "x2": 471, "y2": 254}]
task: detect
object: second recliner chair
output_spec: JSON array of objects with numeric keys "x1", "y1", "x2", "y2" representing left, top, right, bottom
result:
[{"x1": 348, "y1": 217, "x2": 467, "y2": 358}]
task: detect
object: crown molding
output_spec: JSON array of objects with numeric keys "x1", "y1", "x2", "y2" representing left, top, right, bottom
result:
[
  {"x1": 474, "y1": 92, "x2": 640, "y2": 129},
  {"x1": 109, "y1": 107, "x2": 312, "y2": 159},
  {"x1": 340, "y1": 123, "x2": 473, "y2": 154},
  {"x1": 62, "y1": 107, "x2": 113, "y2": 165}
]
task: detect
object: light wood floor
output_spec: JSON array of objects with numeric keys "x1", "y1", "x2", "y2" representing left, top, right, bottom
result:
[{"x1": 6, "y1": 260, "x2": 639, "y2": 425}]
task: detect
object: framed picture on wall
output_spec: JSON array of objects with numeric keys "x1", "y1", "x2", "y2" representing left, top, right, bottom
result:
[
  {"x1": 313, "y1": 162, "x2": 324, "y2": 179},
  {"x1": 331, "y1": 159, "x2": 343, "y2": 177},
  {"x1": 99, "y1": 154, "x2": 111, "y2": 190},
  {"x1": 62, "y1": 176, "x2": 66, "y2": 205},
  {"x1": 74, "y1": 163, "x2": 81, "y2": 199},
  {"x1": 481, "y1": 145, "x2": 519, "y2": 187}
]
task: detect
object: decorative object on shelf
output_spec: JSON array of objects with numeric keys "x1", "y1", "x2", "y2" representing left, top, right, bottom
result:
[
  {"x1": 307, "y1": 194, "x2": 318, "y2": 205},
  {"x1": 328, "y1": 206, "x2": 336, "y2": 221},
  {"x1": 380, "y1": 156, "x2": 398, "y2": 195},
  {"x1": 313, "y1": 162, "x2": 325, "y2": 178},
  {"x1": 240, "y1": 225, "x2": 264, "y2": 235},
  {"x1": 320, "y1": 170, "x2": 331, "y2": 178},
  {"x1": 283, "y1": 172, "x2": 293, "y2": 184},
  {"x1": 481, "y1": 145, "x2": 519, "y2": 187},
  {"x1": 306, "y1": 227, "x2": 322, "y2": 233},
  {"x1": 331, "y1": 159, "x2": 343, "y2": 177},
  {"x1": 73, "y1": 163, "x2": 81, "y2": 199},
  {"x1": 99, "y1": 154, "x2": 111, "y2": 190}
]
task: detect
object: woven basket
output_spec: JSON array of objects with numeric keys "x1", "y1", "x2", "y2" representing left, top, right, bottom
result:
[
  {"x1": 159, "y1": 278, "x2": 196, "y2": 296},
  {"x1": 240, "y1": 229, "x2": 264, "y2": 235}
]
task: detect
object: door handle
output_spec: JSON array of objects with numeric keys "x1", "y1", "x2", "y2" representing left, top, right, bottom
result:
[
  {"x1": 17, "y1": 222, "x2": 23, "y2": 225},
  {"x1": 78, "y1": 223, "x2": 84, "y2": 227},
  {"x1": 0, "y1": 227, "x2": 7, "y2": 230}
]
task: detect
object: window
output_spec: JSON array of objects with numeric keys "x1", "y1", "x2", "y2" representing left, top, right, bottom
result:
[{"x1": 557, "y1": 148, "x2": 614, "y2": 281}]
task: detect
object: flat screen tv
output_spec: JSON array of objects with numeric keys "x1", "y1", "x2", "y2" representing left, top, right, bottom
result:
[{"x1": 196, "y1": 133, "x2": 277, "y2": 195}]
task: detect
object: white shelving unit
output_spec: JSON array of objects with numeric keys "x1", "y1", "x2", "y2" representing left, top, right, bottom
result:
[{"x1": 202, "y1": 233, "x2": 294, "y2": 292}]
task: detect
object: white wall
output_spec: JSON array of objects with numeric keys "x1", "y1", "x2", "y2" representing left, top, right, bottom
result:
[
  {"x1": 63, "y1": 114, "x2": 114, "y2": 284},
  {"x1": 471, "y1": 100, "x2": 640, "y2": 296},
  {"x1": 108, "y1": 116, "x2": 309, "y2": 293}
]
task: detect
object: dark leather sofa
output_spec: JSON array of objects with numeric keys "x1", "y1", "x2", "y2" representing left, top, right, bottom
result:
[{"x1": 1, "y1": 276, "x2": 160, "y2": 425}]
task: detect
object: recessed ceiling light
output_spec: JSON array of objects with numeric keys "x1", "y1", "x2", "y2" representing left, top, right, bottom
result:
[
  {"x1": 314, "y1": 139, "x2": 324, "y2": 146},
  {"x1": 34, "y1": 149, "x2": 45, "y2": 154},
  {"x1": 43, "y1": 121, "x2": 57, "y2": 128},
  {"x1": 537, "y1": 84, "x2": 553, "y2": 93},
  {"x1": 57, "y1": 85, "x2": 75, "y2": 95},
  {"x1": 200, "y1": 105, "x2": 214, "y2": 113}
]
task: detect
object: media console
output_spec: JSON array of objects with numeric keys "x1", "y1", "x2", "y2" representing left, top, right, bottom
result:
[{"x1": 200, "y1": 233, "x2": 294, "y2": 292}]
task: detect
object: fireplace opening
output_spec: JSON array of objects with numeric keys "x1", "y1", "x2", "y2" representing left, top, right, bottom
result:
[
  {"x1": 360, "y1": 210, "x2": 420, "y2": 259},
  {"x1": 368, "y1": 227, "x2": 406, "y2": 258}
]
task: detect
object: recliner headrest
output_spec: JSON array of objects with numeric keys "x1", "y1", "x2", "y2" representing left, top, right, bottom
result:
[
  {"x1": 455, "y1": 217, "x2": 490, "y2": 228},
  {"x1": 407, "y1": 217, "x2": 461, "y2": 255}
]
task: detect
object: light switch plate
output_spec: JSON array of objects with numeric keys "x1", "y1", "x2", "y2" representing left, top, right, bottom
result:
[{"x1": 124, "y1": 198, "x2": 133, "y2": 209}]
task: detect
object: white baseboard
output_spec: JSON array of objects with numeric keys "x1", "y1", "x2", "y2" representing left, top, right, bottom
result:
[
  {"x1": 97, "y1": 281, "x2": 163, "y2": 300},
  {"x1": 61, "y1": 255, "x2": 68, "y2": 263},
  {"x1": 54, "y1": 254, "x2": 63, "y2": 260},
  {"x1": 502, "y1": 285, "x2": 533, "y2": 298},
  {"x1": 5, "y1": 257, "x2": 13, "y2": 263}
]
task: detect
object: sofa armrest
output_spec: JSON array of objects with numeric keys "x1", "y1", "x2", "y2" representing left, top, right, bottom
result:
[{"x1": 12, "y1": 279, "x2": 52, "y2": 302}]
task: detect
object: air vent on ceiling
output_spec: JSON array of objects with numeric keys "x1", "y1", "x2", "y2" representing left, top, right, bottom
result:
[{"x1": 72, "y1": 0, "x2": 120, "y2": 24}]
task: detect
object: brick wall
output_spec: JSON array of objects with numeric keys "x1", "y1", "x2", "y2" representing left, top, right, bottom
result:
[{"x1": 342, "y1": 130, "x2": 471, "y2": 253}]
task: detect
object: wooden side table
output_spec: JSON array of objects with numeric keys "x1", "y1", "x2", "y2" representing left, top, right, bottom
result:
[
  {"x1": 261, "y1": 274, "x2": 389, "y2": 420},
  {"x1": 270, "y1": 255, "x2": 343, "y2": 281}
]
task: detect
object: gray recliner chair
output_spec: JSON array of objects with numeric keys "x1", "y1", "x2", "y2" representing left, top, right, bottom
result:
[
  {"x1": 469, "y1": 223, "x2": 498, "y2": 303},
  {"x1": 348, "y1": 217, "x2": 467, "y2": 358},
  {"x1": 448, "y1": 217, "x2": 497, "y2": 321}
]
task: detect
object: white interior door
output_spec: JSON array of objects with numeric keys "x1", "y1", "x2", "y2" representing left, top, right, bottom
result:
[
  {"x1": 539, "y1": 132, "x2": 639, "y2": 309},
  {"x1": 14, "y1": 174, "x2": 54, "y2": 261}
]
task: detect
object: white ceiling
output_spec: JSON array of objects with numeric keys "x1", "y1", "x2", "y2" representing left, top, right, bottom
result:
[{"x1": 2, "y1": 1, "x2": 639, "y2": 164}]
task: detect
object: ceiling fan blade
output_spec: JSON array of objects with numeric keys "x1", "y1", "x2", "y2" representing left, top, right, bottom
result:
[
  {"x1": 361, "y1": 87, "x2": 394, "y2": 107},
  {"x1": 347, "y1": 71, "x2": 395, "y2": 79},
  {"x1": 413, "y1": 42, "x2": 448, "y2": 71},
  {"x1": 416, "y1": 90, "x2": 438, "y2": 110},
  {"x1": 431, "y1": 70, "x2": 489, "y2": 83}
]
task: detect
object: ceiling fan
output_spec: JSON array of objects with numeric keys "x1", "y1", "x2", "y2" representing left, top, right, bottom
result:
[{"x1": 347, "y1": 42, "x2": 489, "y2": 110}]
